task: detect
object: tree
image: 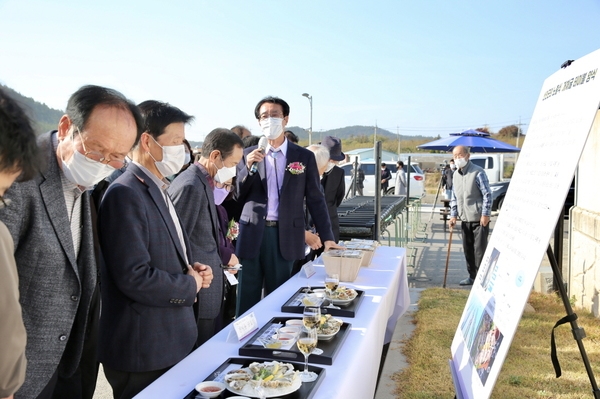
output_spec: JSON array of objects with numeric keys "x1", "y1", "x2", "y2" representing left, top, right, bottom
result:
[{"x1": 497, "y1": 125, "x2": 519, "y2": 137}]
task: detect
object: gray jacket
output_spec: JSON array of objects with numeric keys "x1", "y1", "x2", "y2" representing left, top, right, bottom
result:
[
  {"x1": 451, "y1": 161, "x2": 490, "y2": 222},
  {"x1": 0, "y1": 132, "x2": 96, "y2": 399},
  {"x1": 168, "y1": 164, "x2": 223, "y2": 319}
]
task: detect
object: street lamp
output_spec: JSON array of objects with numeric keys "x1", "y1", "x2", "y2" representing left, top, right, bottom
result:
[{"x1": 302, "y1": 93, "x2": 313, "y2": 145}]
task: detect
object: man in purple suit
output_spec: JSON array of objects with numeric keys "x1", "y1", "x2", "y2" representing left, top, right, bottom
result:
[{"x1": 234, "y1": 96, "x2": 339, "y2": 316}]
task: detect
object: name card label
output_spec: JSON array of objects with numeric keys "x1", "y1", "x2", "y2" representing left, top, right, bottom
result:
[
  {"x1": 303, "y1": 261, "x2": 316, "y2": 278},
  {"x1": 224, "y1": 270, "x2": 238, "y2": 286},
  {"x1": 233, "y1": 312, "x2": 258, "y2": 341}
]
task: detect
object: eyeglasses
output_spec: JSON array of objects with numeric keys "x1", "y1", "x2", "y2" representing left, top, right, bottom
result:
[
  {"x1": 258, "y1": 112, "x2": 284, "y2": 121},
  {"x1": 214, "y1": 181, "x2": 235, "y2": 193},
  {"x1": 74, "y1": 127, "x2": 128, "y2": 169}
]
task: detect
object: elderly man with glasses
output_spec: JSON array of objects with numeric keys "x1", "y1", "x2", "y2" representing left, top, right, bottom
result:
[{"x1": 0, "y1": 85, "x2": 143, "y2": 399}]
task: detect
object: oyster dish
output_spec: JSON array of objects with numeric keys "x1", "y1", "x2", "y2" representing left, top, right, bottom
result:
[
  {"x1": 328, "y1": 286, "x2": 358, "y2": 305},
  {"x1": 316, "y1": 315, "x2": 343, "y2": 340},
  {"x1": 224, "y1": 361, "x2": 301, "y2": 398}
]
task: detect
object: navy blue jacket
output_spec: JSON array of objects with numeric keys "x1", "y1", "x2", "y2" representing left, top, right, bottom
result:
[
  {"x1": 97, "y1": 163, "x2": 198, "y2": 372},
  {"x1": 234, "y1": 141, "x2": 334, "y2": 261}
]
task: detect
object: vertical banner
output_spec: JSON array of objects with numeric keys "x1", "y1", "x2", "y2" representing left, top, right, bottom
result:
[{"x1": 450, "y1": 49, "x2": 600, "y2": 399}]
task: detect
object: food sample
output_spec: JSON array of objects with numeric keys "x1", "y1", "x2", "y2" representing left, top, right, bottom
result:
[
  {"x1": 317, "y1": 314, "x2": 342, "y2": 336},
  {"x1": 224, "y1": 361, "x2": 299, "y2": 392},
  {"x1": 328, "y1": 286, "x2": 358, "y2": 301}
]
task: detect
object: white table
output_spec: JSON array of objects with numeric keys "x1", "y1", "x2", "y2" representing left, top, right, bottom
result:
[{"x1": 135, "y1": 246, "x2": 409, "y2": 399}]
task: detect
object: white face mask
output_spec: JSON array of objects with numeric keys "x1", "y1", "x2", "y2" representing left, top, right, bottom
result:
[
  {"x1": 148, "y1": 135, "x2": 186, "y2": 178},
  {"x1": 450, "y1": 163, "x2": 456, "y2": 170},
  {"x1": 213, "y1": 186, "x2": 229, "y2": 205},
  {"x1": 260, "y1": 117, "x2": 284, "y2": 140},
  {"x1": 454, "y1": 157, "x2": 468, "y2": 169},
  {"x1": 60, "y1": 143, "x2": 116, "y2": 188},
  {"x1": 183, "y1": 151, "x2": 191, "y2": 165},
  {"x1": 213, "y1": 156, "x2": 237, "y2": 184}
]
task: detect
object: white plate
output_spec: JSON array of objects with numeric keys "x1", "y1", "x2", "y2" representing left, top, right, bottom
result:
[
  {"x1": 224, "y1": 363, "x2": 302, "y2": 399},
  {"x1": 331, "y1": 296, "x2": 356, "y2": 305},
  {"x1": 314, "y1": 288, "x2": 357, "y2": 305},
  {"x1": 226, "y1": 377, "x2": 301, "y2": 398},
  {"x1": 330, "y1": 289, "x2": 358, "y2": 305}
]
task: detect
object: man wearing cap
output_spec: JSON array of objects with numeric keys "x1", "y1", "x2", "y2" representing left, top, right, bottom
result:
[{"x1": 320, "y1": 136, "x2": 346, "y2": 242}]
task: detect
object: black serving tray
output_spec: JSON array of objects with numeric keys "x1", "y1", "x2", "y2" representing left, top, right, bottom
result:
[
  {"x1": 183, "y1": 357, "x2": 326, "y2": 399},
  {"x1": 238, "y1": 317, "x2": 351, "y2": 365},
  {"x1": 281, "y1": 286, "x2": 365, "y2": 318}
]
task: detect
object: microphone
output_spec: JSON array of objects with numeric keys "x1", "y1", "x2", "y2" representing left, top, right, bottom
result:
[{"x1": 249, "y1": 136, "x2": 268, "y2": 176}]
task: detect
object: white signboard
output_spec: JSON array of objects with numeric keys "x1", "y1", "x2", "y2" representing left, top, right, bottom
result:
[{"x1": 450, "y1": 49, "x2": 600, "y2": 399}]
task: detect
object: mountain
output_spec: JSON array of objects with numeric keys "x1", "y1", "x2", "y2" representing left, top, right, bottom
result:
[
  {"x1": 285, "y1": 125, "x2": 435, "y2": 142},
  {"x1": 1, "y1": 84, "x2": 64, "y2": 134},
  {"x1": 1, "y1": 84, "x2": 438, "y2": 144}
]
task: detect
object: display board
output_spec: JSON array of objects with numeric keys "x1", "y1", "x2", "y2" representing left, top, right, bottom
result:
[{"x1": 450, "y1": 49, "x2": 600, "y2": 399}]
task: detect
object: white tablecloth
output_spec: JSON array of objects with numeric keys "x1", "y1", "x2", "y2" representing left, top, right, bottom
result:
[{"x1": 135, "y1": 246, "x2": 409, "y2": 399}]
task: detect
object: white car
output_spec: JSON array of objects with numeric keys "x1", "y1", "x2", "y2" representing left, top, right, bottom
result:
[{"x1": 340, "y1": 161, "x2": 425, "y2": 198}]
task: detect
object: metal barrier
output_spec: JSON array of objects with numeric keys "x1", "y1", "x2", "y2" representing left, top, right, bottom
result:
[{"x1": 338, "y1": 196, "x2": 406, "y2": 242}]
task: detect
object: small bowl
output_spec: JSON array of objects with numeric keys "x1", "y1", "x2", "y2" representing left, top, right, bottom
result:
[
  {"x1": 317, "y1": 326, "x2": 341, "y2": 341},
  {"x1": 274, "y1": 332, "x2": 295, "y2": 343},
  {"x1": 285, "y1": 319, "x2": 304, "y2": 327},
  {"x1": 278, "y1": 326, "x2": 301, "y2": 337},
  {"x1": 195, "y1": 381, "x2": 227, "y2": 398}
]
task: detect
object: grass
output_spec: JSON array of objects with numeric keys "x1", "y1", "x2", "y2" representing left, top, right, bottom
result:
[
  {"x1": 424, "y1": 172, "x2": 442, "y2": 194},
  {"x1": 393, "y1": 288, "x2": 600, "y2": 398}
]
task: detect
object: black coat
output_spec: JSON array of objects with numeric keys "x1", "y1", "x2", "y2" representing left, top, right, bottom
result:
[
  {"x1": 321, "y1": 165, "x2": 345, "y2": 242},
  {"x1": 235, "y1": 141, "x2": 334, "y2": 261},
  {"x1": 381, "y1": 167, "x2": 392, "y2": 190}
]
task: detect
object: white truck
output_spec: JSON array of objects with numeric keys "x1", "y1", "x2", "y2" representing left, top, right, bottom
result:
[
  {"x1": 469, "y1": 153, "x2": 515, "y2": 210},
  {"x1": 339, "y1": 161, "x2": 425, "y2": 198},
  {"x1": 469, "y1": 154, "x2": 508, "y2": 184}
]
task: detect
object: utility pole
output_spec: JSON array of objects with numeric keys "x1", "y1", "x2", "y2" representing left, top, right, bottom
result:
[
  {"x1": 515, "y1": 117, "x2": 526, "y2": 161},
  {"x1": 397, "y1": 126, "x2": 401, "y2": 158},
  {"x1": 302, "y1": 93, "x2": 313, "y2": 145},
  {"x1": 374, "y1": 121, "x2": 378, "y2": 148}
]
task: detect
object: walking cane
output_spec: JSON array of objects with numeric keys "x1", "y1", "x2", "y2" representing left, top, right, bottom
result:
[{"x1": 443, "y1": 226, "x2": 453, "y2": 288}]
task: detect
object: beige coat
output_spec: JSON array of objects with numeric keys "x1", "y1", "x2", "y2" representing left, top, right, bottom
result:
[{"x1": 0, "y1": 221, "x2": 26, "y2": 397}]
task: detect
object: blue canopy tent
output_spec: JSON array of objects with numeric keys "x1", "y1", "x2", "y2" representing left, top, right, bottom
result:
[{"x1": 417, "y1": 129, "x2": 521, "y2": 153}]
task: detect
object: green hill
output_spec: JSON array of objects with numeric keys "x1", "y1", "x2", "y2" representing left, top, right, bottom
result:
[
  {"x1": 285, "y1": 125, "x2": 434, "y2": 142},
  {"x1": 1, "y1": 84, "x2": 64, "y2": 134},
  {"x1": 0, "y1": 84, "x2": 454, "y2": 154}
]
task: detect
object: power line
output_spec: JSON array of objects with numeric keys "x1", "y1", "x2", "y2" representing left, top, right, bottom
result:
[{"x1": 379, "y1": 118, "x2": 531, "y2": 134}]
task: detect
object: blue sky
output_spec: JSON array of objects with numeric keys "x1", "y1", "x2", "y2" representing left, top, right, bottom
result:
[{"x1": 1, "y1": 0, "x2": 599, "y2": 141}]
